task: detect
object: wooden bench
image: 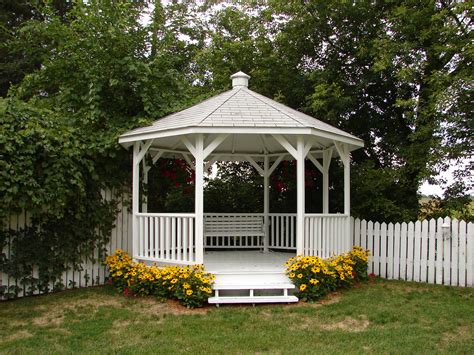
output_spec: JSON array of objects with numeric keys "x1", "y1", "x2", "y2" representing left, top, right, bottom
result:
[{"x1": 204, "y1": 214, "x2": 265, "y2": 249}]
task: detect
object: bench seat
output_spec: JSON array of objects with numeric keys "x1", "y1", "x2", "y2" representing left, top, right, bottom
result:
[{"x1": 204, "y1": 215, "x2": 265, "y2": 248}]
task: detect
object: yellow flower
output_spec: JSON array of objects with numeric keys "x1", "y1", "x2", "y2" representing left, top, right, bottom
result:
[
  {"x1": 299, "y1": 284, "x2": 307, "y2": 291},
  {"x1": 289, "y1": 273, "x2": 295, "y2": 278},
  {"x1": 171, "y1": 279, "x2": 178, "y2": 284},
  {"x1": 297, "y1": 273, "x2": 303, "y2": 279},
  {"x1": 309, "y1": 278, "x2": 319, "y2": 285},
  {"x1": 183, "y1": 283, "x2": 190, "y2": 289},
  {"x1": 186, "y1": 289, "x2": 193, "y2": 296}
]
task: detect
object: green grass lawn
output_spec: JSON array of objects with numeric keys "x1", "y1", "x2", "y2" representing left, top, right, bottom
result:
[{"x1": 0, "y1": 280, "x2": 473, "y2": 354}]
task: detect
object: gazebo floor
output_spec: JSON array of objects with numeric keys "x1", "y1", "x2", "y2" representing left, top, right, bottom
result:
[{"x1": 204, "y1": 250, "x2": 293, "y2": 273}]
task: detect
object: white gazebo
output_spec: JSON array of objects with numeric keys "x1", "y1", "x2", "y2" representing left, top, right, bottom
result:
[{"x1": 118, "y1": 71, "x2": 364, "y2": 272}]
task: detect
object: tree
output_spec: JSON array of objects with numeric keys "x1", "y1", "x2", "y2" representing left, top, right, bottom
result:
[
  {"x1": 0, "y1": 1, "x2": 196, "y2": 296},
  {"x1": 264, "y1": 0, "x2": 472, "y2": 221},
  {"x1": 0, "y1": 0, "x2": 72, "y2": 97}
]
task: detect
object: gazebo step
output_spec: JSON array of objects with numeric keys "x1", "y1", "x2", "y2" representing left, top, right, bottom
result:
[
  {"x1": 209, "y1": 270, "x2": 298, "y2": 305},
  {"x1": 208, "y1": 295, "x2": 299, "y2": 305},
  {"x1": 213, "y1": 282, "x2": 295, "y2": 290},
  {"x1": 213, "y1": 271, "x2": 291, "y2": 287}
]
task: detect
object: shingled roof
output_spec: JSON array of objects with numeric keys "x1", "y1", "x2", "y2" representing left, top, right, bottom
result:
[{"x1": 119, "y1": 72, "x2": 363, "y2": 150}]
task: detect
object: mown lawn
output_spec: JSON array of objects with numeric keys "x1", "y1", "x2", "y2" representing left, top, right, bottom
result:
[{"x1": 0, "y1": 280, "x2": 472, "y2": 354}]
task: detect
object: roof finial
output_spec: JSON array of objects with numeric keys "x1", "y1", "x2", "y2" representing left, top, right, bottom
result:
[{"x1": 230, "y1": 71, "x2": 250, "y2": 88}]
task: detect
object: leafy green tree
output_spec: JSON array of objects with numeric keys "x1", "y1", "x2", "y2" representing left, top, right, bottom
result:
[
  {"x1": 0, "y1": 1, "x2": 196, "y2": 296},
  {"x1": 0, "y1": 0, "x2": 72, "y2": 97},
  {"x1": 265, "y1": 0, "x2": 472, "y2": 221}
]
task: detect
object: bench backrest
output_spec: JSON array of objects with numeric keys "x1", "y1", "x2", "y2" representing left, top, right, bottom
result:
[{"x1": 204, "y1": 215, "x2": 264, "y2": 233}]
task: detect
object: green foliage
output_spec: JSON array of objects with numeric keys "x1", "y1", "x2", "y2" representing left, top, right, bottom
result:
[
  {"x1": 0, "y1": 1, "x2": 193, "y2": 298},
  {"x1": 205, "y1": 162, "x2": 263, "y2": 213},
  {"x1": 147, "y1": 158, "x2": 194, "y2": 213}
]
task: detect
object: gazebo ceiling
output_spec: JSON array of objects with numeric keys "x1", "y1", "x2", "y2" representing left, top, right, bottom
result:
[{"x1": 119, "y1": 71, "x2": 363, "y2": 160}]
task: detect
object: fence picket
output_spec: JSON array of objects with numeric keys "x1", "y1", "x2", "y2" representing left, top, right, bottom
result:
[
  {"x1": 387, "y1": 223, "x2": 394, "y2": 279},
  {"x1": 354, "y1": 218, "x2": 361, "y2": 246},
  {"x1": 466, "y1": 222, "x2": 473, "y2": 287},
  {"x1": 360, "y1": 219, "x2": 367, "y2": 251},
  {"x1": 451, "y1": 219, "x2": 459, "y2": 286},
  {"x1": 400, "y1": 222, "x2": 408, "y2": 280},
  {"x1": 393, "y1": 223, "x2": 401, "y2": 280},
  {"x1": 443, "y1": 217, "x2": 451, "y2": 285},
  {"x1": 380, "y1": 223, "x2": 387, "y2": 278},
  {"x1": 406, "y1": 222, "x2": 415, "y2": 281},
  {"x1": 427, "y1": 219, "x2": 436, "y2": 284},
  {"x1": 367, "y1": 221, "x2": 374, "y2": 274},
  {"x1": 458, "y1": 220, "x2": 466, "y2": 287},
  {"x1": 435, "y1": 217, "x2": 444, "y2": 285},
  {"x1": 413, "y1": 221, "x2": 421, "y2": 282}
]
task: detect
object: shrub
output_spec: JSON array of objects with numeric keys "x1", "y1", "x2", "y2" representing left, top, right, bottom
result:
[
  {"x1": 348, "y1": 246, "x2": 370, "y2": 282},
  {"x1": 285, "y1": 246, "x2": 369, "y2": 302},
  {"x1": 105, "y1": 250, "x2": 215, "y2": 308}
]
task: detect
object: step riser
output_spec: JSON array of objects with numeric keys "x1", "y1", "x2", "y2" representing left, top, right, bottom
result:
[
  {"x1": 209, "y1": 296, "x2": 299, "y2": 304},
  {"x1": 214, "y1": 274, "x2": 290, "y2": 286}
]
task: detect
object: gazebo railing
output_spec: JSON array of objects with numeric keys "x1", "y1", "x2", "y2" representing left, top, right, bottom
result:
[
  {"x1": 135, "y1": 212, "x2": 350, "y2": 264},
  {"x1": 304, "y1": 214, "x2": 350, "y2": 258},
  {"x1": 136, "y1": 213, "x2": 196, "y2": 264},
  {"x1": 268, "y1": 213, "x2": 297, "y2": 250}
]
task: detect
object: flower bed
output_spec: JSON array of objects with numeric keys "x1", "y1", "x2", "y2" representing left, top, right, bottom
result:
[
  {"x1": 105, "y1": 250, "x2": 214, "y2": 308},
  {"x1": 285, "y1": 246, "x2": 370, "y2": 301}
]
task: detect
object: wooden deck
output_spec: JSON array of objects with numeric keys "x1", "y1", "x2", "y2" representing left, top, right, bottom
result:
[{"x1": 204, "y1": 250, "x2": 293, "y2": 273}]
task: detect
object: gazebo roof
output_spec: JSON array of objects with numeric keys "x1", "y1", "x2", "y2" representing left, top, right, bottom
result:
[{"x1": 119, "y1": 72, "x2": 363, "y2": 159}]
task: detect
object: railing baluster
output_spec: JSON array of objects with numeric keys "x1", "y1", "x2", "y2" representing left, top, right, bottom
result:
[
  {"x1": 171, "y1": 217, "x2": 176, "y2": 260},
  {"x1": 189, "y1": 219, "x2": 194, "y2": 262},
  {"x1": 153, "y1": 217, "x2": 160, "y2": 259},
  {"x1": 177, "y1": 218, "x2": 182, "y2": 261},
  {"x1": 183, "y1": 218, "x2": 188, "y2": 262}
]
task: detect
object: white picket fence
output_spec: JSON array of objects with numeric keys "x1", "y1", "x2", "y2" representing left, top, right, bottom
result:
[
  {"x1": 0, "y1": 191, "x2": 132, "y2": 299},
  {"x1": 353, "y1": 217, "x2": 474, "y2": 287},
  {"x1": 2, "y1": 206, "x2": 473, "y2": 299}
]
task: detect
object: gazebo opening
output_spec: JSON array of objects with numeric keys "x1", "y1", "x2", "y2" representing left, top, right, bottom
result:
[{"x1": 119, "y1": 71, "x2": 364, "y2": 273}]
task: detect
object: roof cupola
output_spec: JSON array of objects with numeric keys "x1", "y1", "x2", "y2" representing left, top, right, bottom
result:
[{"x1": 230, "y1": 71, "x2": 250, "y2": 88}]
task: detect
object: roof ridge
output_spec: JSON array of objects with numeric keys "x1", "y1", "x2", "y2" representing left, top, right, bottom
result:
[
  {"x1": 244, "y1": 89, "x2": 307, "y2": 127},
  {"x1": 198, "y1": 87, "x2": 242, "y2": 125}
]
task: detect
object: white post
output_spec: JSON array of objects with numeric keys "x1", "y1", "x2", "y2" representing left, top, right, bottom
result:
[
  {"x1": 195, "y1": 134, "x2": 204, "y2": 264},
  {"x1": 132, "y1": 142, "x2": 140, "y2": 260},
  {"x1": 142, "y1": 160, "x2": 148, "y2": 213},
  {"x1": 322, "y1": 149, "x2": 331, "y2": 214},
  {"x1": 296, "y1": 137, "x2": 305, "y2": 255},
  {"x1": 263, "y1": 155, "x2": 270, "y2": 252},
  {"x1": 335, "y1": 142, "x2": 351, "y2": 252},
  {"x1": 344, "y1": 148, "x2": 351, "y2": 251}
]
